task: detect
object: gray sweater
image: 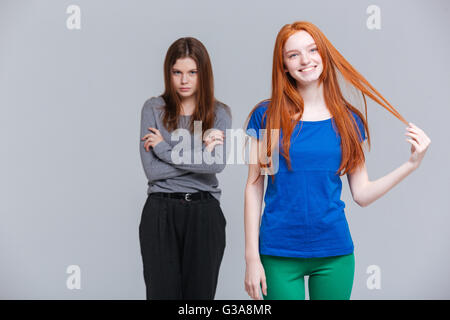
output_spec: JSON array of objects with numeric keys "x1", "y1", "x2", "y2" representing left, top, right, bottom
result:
[{"x1": 139, "y1": 96, "x2": 232, "y2": 202}]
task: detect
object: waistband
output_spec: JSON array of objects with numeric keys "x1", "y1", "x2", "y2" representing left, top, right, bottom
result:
[{"x1": 148, "y1": 191, "x2": 214, "y2": 202}]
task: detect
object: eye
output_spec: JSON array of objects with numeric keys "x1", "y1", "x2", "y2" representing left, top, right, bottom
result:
[
  {"x1": 189, "y1": 70, "x2": 197, "y2": 74},
  {"x1": 311, "y1": 48, "x2": 318, "y2": 52},
  {"x1": 288, "y1": 53, "x2": 298, "y2": 58},
  {"x1": 172, "y1": 70, "x2": 181, "y2": 75}
]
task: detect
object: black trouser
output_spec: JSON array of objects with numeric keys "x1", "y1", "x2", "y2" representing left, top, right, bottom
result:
[{"x1": 138, "y1": 191, "x2": 226, "y2": 300}]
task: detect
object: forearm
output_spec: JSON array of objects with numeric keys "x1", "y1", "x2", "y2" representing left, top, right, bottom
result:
[
  {"x1": 140, "y1": 146, "x2": 189, "y2": 182},
  {"x1": 244, "y1": 183, "x2": 264, "y2": 263},
  {"x1": 357, "y1": 161, "x2": 417, "y2": 207},
  {"x1": 152, "y1": 140, "x2": 227, "y2": 174},
  {"x1": 140, "y1": 102, "x2": 189, "y2": 181}
]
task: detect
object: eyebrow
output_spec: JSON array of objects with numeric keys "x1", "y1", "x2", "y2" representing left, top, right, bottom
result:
[
  {"x1": 172, "y1": 68, "x2": 198, "y2": 72},
  {"x1": 285, "y1": 43, "x2": 317, "y2": 54}
]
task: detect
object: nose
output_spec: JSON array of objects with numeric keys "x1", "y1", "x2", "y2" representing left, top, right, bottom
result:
[
  {"x1": 299, "y1": 50, "x2": 311, "y2": 65},
  {"x1": 181, "y1": 73, "x2": 188, "y2": 84}
]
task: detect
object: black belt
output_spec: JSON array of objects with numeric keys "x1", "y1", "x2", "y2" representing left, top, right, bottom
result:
[{"x1": 149, "y1": 191, "x2": 214, "y2": 202}]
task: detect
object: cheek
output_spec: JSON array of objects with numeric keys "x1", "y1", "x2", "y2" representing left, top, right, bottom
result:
[
  {"x1": 284, "y1": 60, "x2": 296, "y2": 72},
  {"x1": 313, "y1": 54, "x2": 323, "y2": 65},
  {"x1": 171, "y1": 75, "x2": 179, "y2": 86},
  {"x1": 316, "y1": 62, "x2": 324, "y2": 74},
  {"x1": 191, "y1": 76, "x2": 198, "y2": 88}
]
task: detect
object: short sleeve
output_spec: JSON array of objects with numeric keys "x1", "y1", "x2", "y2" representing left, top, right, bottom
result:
[
  {"x1": 351, "y1": 111, "x2": 366, "y2": 143},
  {"x1": 245, "y1": 102, "x2": 268, "y2": 140}
]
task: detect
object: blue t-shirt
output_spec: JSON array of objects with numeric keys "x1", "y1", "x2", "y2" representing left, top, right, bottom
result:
[{"x1": 246, "y1": 100, "x2": 366, "y2": 258}]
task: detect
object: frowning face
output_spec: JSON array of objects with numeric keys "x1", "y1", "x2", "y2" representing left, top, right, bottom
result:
[{"x1": 171, "y1": 57, "x2": 198, "y2": 99}]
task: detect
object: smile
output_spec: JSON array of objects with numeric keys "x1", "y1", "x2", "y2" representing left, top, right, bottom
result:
[{"x1": 299, "y1": 66, "x2": 316, "y2": 72}]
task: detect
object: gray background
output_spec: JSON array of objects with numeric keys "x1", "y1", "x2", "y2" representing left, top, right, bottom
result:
[{"x1": 1, "y1": 0, "x2": 449, "y2": 299}]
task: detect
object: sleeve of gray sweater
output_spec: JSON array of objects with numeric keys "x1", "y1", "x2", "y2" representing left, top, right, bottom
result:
[
  {"x1": 139, "y1": 101, "x2": 189, "y2": 183},
  {"x1": 152, "y1": 102, "x2": 232, "y2": 174}
]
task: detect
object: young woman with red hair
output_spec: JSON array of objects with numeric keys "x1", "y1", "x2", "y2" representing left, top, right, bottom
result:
[{"x1": 244, "y1": 21, "x2": 430, "y2": 300}]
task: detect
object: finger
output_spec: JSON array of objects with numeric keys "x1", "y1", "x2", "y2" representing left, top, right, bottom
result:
[
  {"x1": 206, "y1": 140, "x2": 223, "y2": 148},
  {"x1": 406, "y1": 138, "x2": 420, "y2": 151},
  {"x1": 145, "y1": 138, "x2": 154, "y2": 149},
  {"x1": 207, "y1": 130, "x2": 224, "y2": 138},
  {"x1": 246, "y1": 283, "x2": 252, "y2": 299},
  {"x1": 405, "y1": 132, "x2": 421, "y2": 143},
  {"x1": 149, "y1": 127, "x2": 161, "y2": 135},
  {"x1": 250, "y1": 284, "x2": 257, "y2": 300},
  {"x1": 205, "y1": 133, "x2": 224, "y2": 142},
  {"x1": 253, "y1": 284, "x2": 260, "y2": 300},
  {"x1": 148, "y1": 128, "x2": 160, "y2": 137},
  {"x1": 261, "y1": 278, "x2": 267, "y2": 297},
  {"x1": 408, "y1": 123, "x2": 424, "y2": 134},
  {"x1": 142, "y1": 133, "x2": 153, "y2": 140},
  {"x1": 211, "y1": 137, "x2": 224, "y2": 143},
  {"x1": 406, "y1": 127, "x2": 423, "y2": 136}
]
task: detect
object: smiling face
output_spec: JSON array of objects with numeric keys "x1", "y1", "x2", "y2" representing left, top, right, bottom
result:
[
  {"x1": 171, "y1": 57, "x2": 198, "y2": 99},
  {"x1": 283, "y1": 30, "x2": 323, "y2": 87}
]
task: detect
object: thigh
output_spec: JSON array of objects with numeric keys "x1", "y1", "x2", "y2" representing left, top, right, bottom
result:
[
  {"x1": 181, "y1": 198, "x2": 226, "y2": 299},
  {"x1": 308, "y1": 253, "x2": 355, "y2": 300},
  {"x1": 139, "y1": 196, "x2": 182, "y2": 299},
  {"x1": 260, "y1": 254, "x2": 306, "y2": 300}
]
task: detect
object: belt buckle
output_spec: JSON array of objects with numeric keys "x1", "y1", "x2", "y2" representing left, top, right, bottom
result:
[{"x1": 184, "y1": 193, "x2": 192, "y2": 201}]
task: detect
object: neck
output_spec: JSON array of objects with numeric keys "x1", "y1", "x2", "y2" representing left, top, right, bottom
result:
[
  {"x1": 296, "y1": 81, "x2": 325, "y2": 110},
  {"x1": 180, "y1": 95, "x2": 196, "y2": 115}
]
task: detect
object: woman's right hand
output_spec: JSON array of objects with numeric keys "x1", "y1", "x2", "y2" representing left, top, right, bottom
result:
[
  {"x1": 203, "y1": 129, "x2": 224, "y2": 152},
  {"x1": 244, "y1": 259, "x2": 267, "y2": 300}
]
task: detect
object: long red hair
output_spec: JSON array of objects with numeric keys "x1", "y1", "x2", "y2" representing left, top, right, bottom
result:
[{"x1": 246, "y1": 21, "x2": 407, "y2": 180}]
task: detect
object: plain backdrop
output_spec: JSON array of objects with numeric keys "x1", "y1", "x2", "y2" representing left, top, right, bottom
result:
[{"x1": 1, "y1": 0, "x2": 449, "y2": 299}]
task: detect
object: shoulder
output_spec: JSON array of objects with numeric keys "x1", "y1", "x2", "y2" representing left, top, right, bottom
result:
[
  {"x1": 214, "y1": 100, "x2": 232, "y2": 119},
  {"x1": 347, "y1": 108, "x2": 367, "y2": 141},
  {"x1": 142, "y1": 96, "x2": 166, "y2": 113},
  {"x1": 249, "y1": 99, "x2": 270, "y2": 118}
]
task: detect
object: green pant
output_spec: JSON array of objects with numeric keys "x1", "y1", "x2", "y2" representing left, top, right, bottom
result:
[{"x1": 260, "y1": 252, "x2": 355, "y2": 300}]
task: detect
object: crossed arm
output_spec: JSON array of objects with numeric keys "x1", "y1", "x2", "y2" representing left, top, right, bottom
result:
[{"x1": 140, "y1": 103, "x2": 232, "y2": 181}]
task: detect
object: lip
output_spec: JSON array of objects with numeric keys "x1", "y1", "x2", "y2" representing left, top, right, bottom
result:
[
  {"x1": 180, "y1": 87, "x2": 191, "y2": 91},
  {"x1": 299, "y1": 65, "x2": 317, "y2": 72}
]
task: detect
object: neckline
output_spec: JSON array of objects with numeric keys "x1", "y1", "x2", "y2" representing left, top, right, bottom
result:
[
  {"x1": 299, "y1": 117, "x2": 333, "y2": 123},
  {"x1": 296, "y1": 117, "x2": 333, "y2": 123}
]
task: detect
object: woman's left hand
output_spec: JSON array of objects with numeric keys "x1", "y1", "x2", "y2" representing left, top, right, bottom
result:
[
  {"x1": 405, "y1": 122, "x2": 431, "y2": 169},
  {"x1": 142, "y1": 127, "x2": 164, "y2": 152}
]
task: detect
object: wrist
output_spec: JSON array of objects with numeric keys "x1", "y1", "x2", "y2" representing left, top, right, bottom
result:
[
  {"x1": 245, "y1": 253, "x2": 261, "y2": 264},
  {"x1": 406, "y1": 160, "x2": 419, "y2": 171}
]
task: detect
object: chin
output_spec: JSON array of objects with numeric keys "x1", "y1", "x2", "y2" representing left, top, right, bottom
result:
[
  {"x1": 177, "y1": 91, "x2": 194, "y2": 98},
  {"x1": 295, "y1": 77, "x2": 320, "y2": 86}
]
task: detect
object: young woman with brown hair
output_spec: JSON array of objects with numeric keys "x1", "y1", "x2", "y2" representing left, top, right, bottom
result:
[
  {"x1": 244, "y1": 21, "x2": 430, "y2": 300},
  {"x1": 139, "y1": 37, "x2": 232, "y2": 300}
]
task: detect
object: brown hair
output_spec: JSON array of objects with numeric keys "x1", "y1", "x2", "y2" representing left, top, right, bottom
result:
[
  {"x1": 245, "y1": 21, "x2": 408, "y2": 181},
  {"x1": 161, "y1": 37, "x2": 224, "y2": 134}
]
